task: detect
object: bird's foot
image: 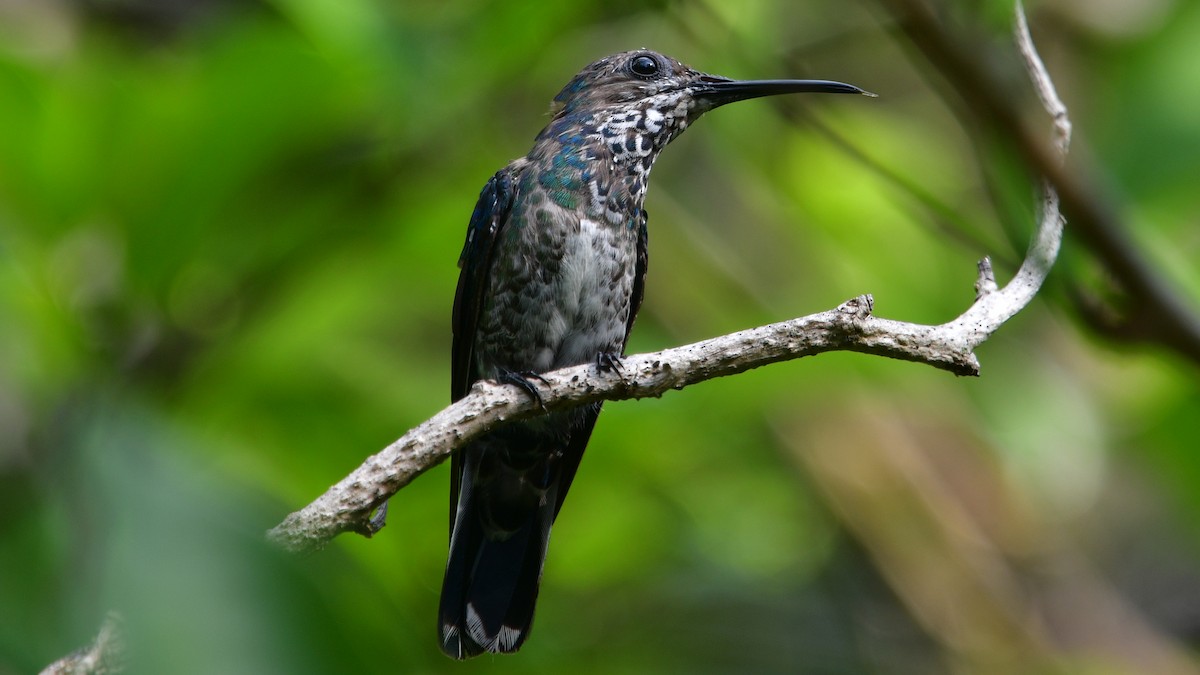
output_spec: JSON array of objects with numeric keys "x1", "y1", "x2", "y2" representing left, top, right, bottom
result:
[
  {"x1": 596, "y1": 351, "x2": 624, "y2": 374},
  {"x1": 367, "y1": 500, "x2": 389, "y2": 534},
  {"x1": 498, "y1": 369, "x2": 549, "y2": 410}
]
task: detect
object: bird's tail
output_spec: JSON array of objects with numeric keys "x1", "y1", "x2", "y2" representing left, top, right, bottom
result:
[
  {"x1": 437, "y1": 407, "x2": 599, "y2": 659},
  {"x1": 437, "y1": 440, "x2": 562, "y2": 659},
  {"x1": 437, "y1": 487, "x2": 553, "y2": 657}
]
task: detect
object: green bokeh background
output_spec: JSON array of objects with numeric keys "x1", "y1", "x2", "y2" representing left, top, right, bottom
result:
[{"x1": 2, "y1": 0, "x2": 1198, "y2": 673}]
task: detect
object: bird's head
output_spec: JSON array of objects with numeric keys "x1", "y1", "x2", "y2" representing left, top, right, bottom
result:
[{"x1": 549, "y1": 49, "x2": 873, "y2": 124}]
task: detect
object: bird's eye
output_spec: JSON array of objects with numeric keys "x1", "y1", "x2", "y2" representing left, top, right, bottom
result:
[{"x1": 629, "y1": 55, "x2": 659, "y2": 78}]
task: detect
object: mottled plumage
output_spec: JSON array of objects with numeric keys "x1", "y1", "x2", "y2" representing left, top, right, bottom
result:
[{"x1": 440, "y1": 50, "x2": 870, "y2": 659}]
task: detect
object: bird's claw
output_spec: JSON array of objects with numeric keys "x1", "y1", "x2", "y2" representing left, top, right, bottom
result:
[
  {"x1": 499, "y1": 369, "x2": 549, "y2": 410},
  {"x1": 596, "y1": 351, "x2": 624, "y2": 373},
  {"x1": 367, "y1": 500, "x2": 389, "y2": 533}
]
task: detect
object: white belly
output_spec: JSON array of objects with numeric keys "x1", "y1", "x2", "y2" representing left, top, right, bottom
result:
[{"x1": 536, "y1": 218, "x2": 631, "y2": 369}]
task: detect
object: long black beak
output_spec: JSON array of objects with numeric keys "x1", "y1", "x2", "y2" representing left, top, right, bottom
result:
[{"x1": 694, "y1": 77, "x2": 875, "y2": 106}]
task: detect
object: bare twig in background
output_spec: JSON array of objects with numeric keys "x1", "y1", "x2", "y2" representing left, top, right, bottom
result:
[
  {"x1": 875, "y1": 0, "x2": 1200, "y2": 363},
  {"x1": 786, "y1": 7, "x2": 1200, "y2": 673},
  {"x1": 1015, "y1": 1, "x2": 1070, "y2": 155}
]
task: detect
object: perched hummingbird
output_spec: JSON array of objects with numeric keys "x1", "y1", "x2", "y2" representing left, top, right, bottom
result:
[{"x1": 441, "y1": 49, "x2": 872, "y2": 658}]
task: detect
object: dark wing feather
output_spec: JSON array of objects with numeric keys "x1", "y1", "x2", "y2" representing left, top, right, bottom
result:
[
  {"x1": 624, "y1": 208, "x2": 649, "y2": 345},
  {"x1": 449, "y1": 169, "x2": 515, "y2": 532},
  {"x1": 452, "y1": 168, "x2": 516, "y2": 401}
]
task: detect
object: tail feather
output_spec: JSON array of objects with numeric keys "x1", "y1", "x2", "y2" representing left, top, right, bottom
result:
[
  {"x1": 438, "y1": 407, "x2": 599, "y2": 659},
  {"x1": 439, "y1": 470, "x2": 555, "y2": 658}
]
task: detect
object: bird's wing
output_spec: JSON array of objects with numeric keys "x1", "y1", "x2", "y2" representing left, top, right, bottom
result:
[
  {"x1": 451, "y1": 168, "x2": 516, "y2": 402},
  {"x1": 449, "y1": 168, "x2": 515, "y2": 533}
]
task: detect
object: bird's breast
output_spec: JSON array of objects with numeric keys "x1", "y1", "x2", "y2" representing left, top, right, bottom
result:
[
  {"x1": 482, "y1": 214, "x2": 636, "y2": 374},
  {"x1": 543, "y1": 217, "x2": 634, "y2": 367}
]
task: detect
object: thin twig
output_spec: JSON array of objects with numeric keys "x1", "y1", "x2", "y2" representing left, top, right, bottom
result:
[
  {"x1": 877, "y1": 0, "x2": 1200, "y2": 363},
  {"x1": 1016, "y1": 0, "x2": 1071, "y2": 155}
]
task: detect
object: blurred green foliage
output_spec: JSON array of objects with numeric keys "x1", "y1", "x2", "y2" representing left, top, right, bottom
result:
[{"x1": 2, "y1": 0, "x2": 1199, "y2": 673}]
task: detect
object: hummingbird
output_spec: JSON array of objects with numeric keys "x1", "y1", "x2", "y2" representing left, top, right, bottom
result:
[{"x1": 441, "y1": 49, "x2": 872, "y2": 658}]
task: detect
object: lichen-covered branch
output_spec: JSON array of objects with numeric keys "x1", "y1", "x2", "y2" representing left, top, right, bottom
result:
[
  {"x1": 266, "y1": 2, "x2": 1069, "y2": 556},
  {"x1": 268, "y1": 247, "x2": 1059, "y2": 556}
]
